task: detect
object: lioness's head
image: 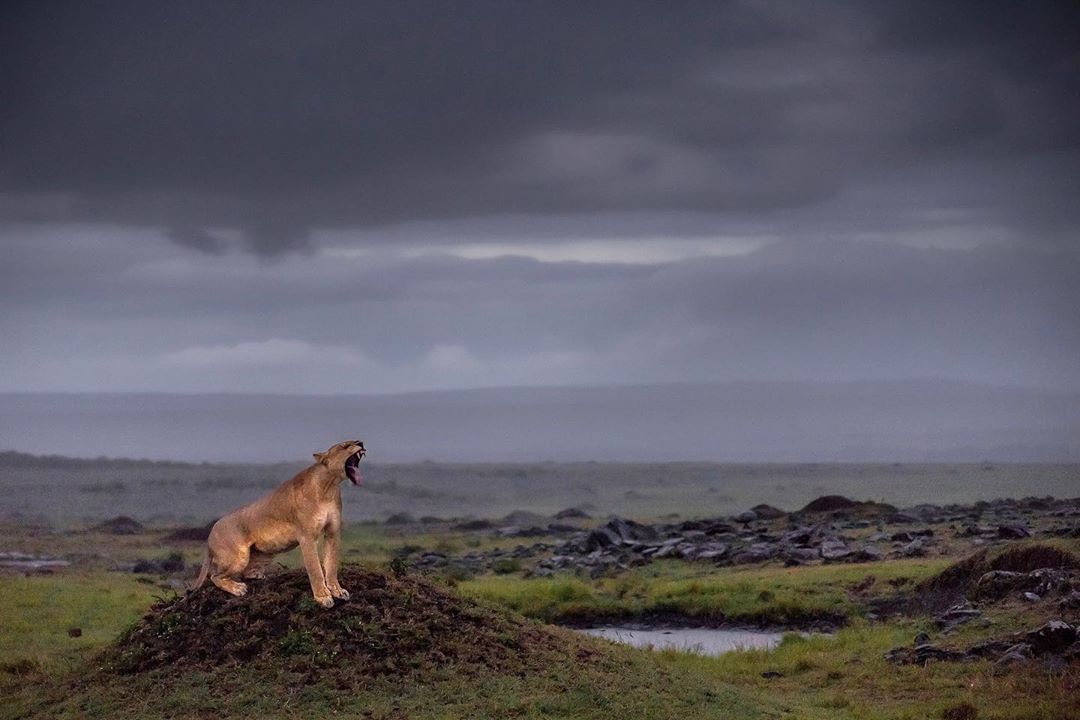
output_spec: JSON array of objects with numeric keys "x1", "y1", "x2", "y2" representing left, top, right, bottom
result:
[{"x1": 313, "y1": 440, "x2": 366, "y2": 485}]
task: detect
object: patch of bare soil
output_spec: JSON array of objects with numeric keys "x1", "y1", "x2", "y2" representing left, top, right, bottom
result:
[{"x1": 100, "y1": 566, "x2": 603, "y2": 683}]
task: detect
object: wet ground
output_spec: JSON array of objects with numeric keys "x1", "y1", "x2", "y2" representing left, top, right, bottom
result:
[{"x1": 577, "y1": 626, "x2": 786, "y2": 655}]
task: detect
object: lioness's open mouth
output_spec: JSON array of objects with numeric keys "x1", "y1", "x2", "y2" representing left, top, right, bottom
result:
[{"x1": 344, "y1": 445, "x2": 365, "y2": 485}]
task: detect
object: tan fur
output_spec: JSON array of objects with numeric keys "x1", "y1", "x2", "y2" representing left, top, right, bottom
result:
[{"x1": 191, "y1": 440, "x2": 364, "y2": 607}]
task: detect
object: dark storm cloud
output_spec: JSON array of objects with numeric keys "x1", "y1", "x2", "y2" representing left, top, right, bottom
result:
[
  {"x1": 2, "y1": 1, "x2": 1078, "y2": 254},
  {"x1": 2, "y1": 226, "x2": 1077, "y2": 393}
]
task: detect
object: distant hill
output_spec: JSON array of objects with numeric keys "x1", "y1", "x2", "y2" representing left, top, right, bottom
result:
[{"x1": 1, "y1": 380, "x2": 1078, "y2": 463}]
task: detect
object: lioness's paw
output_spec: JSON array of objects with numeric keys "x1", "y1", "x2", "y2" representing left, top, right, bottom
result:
[
  {"x1": 314, "y1": 595, "x2": 335, "y2": 608},
  {"x1": 332, "y1": 587, "x2": 350, "y2": 600}
]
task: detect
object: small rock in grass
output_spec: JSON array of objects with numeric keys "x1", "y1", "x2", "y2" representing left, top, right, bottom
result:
[
  {"x1": 67, "y1": 628, "x2": 82, "y2": 638},
  {"x1": 760, "y1": 669, "x2": 783, "y2": 679}
]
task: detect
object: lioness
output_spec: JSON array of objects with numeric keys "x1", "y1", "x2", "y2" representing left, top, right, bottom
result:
[{"x1": 192, "y1": 440, "x2": 365, "y2": 607}]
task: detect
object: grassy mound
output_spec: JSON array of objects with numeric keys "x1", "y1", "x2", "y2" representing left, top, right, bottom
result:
[
  {"x1": 914, "y1": 543, "x2": 1079, "y2": 611},
  {"x1": 102, "y1": 566, "x2": 600, "y2": 681}
]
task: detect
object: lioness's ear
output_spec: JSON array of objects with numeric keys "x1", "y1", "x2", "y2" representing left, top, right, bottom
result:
[{"x1": 312, "y1": 451, "x2": 328, "y2": 464}]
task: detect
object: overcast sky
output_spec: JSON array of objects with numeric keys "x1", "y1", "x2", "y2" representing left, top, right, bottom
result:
[{"x1": 2, "y1": 1, "x2": 1078, "y2": 395}]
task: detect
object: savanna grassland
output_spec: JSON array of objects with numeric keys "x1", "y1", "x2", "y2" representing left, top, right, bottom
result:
[{"x1": 1, "y1": 456, "x2": 1078, "y2": 719}]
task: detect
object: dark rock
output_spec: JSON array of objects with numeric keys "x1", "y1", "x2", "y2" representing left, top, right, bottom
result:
[
  {"x1": 734, "y1": 510, "x2": 758, "y2": 523},
  {"x1": 96, "y1": 516, "x2": 144, "y2": 535},
  {"x1": 801, "y1": 495, "x2": 857, "y2": 513},
  {"x1": 914, "y1": 632, "x2": 931, "y2": 646},
  {"x1": 1026, "y1": 620, "x2": 1076, "y2": 655},
  {"x1": 997, "y1": 525, "x2": 1031, "y2": 539},
  {"x1": 781, "y1": 527, "x2": 816, "y2": 545},
  {"x1": 132, "y1": 553, "x2": 185, "y2": 575},
  {"x1": 583, "y1": 526, "x2": 622, "y2": 552},
  {"x1": 553, "y1": 507, "x2": 591, "y2": 520},
  {"x1": 887, "y1": 512, "x2": 921, "y2": 524},
  {"x1": 750, "y1": 504, "x2": 787, "y2": 520},
  {"x1": 820, "y1": 539, "x2": 853, "y2": 561},
  {"x1": 502, "y1": 510, "x2": 548, "y2": 526},
  {"x1": 163, "y1": 522, "x2": 215, "y2": 542},
  {"x1": 67, "y1": 627, "x2": 82, "y2": 638},
  {"x1": 546, "y1": 523, "x2": 579, "y2": 533},
  {"x1": 899, "y1": 538, "x2": 927, "y2": 557},
  {"x1": 994, "y1": 643, "x2": 1033, "y2": 666},
  {"x1": 885, "y1": 644, "x2": 967, "y2": 665},
  {"x1": 784, "y1": 547, "x2": 819, "y2": 565},
  {"x1": 385, "y1": 512, "x2": 414, "y2": 525},
  {"x1": 1060, "y1": 590, "x2": 1080, "y2": 611},
  {"x1": 453, "y1": 519, "x2": 493, "y2": 531},
  {"x1": 934, "y1": 603, "x2": 982, "y2": 631},
  {"x1": 733, "y1": 543, "x2": 779, "y2": 564},
  {"x1": 604, "y1": 517, "x2": 660, "y2": 543},
  {"x1": 851, "y1": 546, "x2": 884, "y2": 562},
  {"x1": 760, "y1": 669, "x2": 783, "y2": 678},
  {"x1": 973, "y1": 570, "x2": 1027, "y2": 600}
]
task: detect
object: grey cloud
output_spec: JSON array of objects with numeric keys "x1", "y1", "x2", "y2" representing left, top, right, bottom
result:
[
  {"x1": 2, "y1": 2, "x2": 1078, "y2": 255},
  {"x1": 1, "y1": 227, "x2": 1077, "y2": 393}
]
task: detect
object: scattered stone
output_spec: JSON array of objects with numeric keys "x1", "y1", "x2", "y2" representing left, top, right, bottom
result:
[
  {"x1": 820, "y1": 539, "x2": 853, "y2": 561},
  {"x1": 131, "y1": 553, "x2": 185, "y2": 575},
  {"x1": 453, "y1": 519, "x2": 493, "y2": 531},
  {"x1": 1022, "y1": 591, "x2": 1041, "y2": 602},
  {"x1": 760, "y1": 669, "x2": 783, "y2": 678},
  {"x1": 913, "y1": 632, "x2": 931, "y2": 646},
  {"x1": 898, "y1": 538, "x2": 927, "y2": 557},
  {"x1": 997, "y1": 525, "x2": 1031, "y2": 539},
  {"x1": 95, "y1": 516, "x2": 144, "y2": 535},
  {"x1": 67, "y1": 628, "x2": 82, "y2": 638},
  {"x1": 994, "y1": 643, "x2": 1033, "y2": 667},
  {"x1": 934, "y1": 603, "x2": 982, "y2": 631},
  {"x1": 552, "y1": 507, "x2": 591, "y2": 520},
  {"x1": 733, "y1": 510, "x2": 758, "y2": 523}
]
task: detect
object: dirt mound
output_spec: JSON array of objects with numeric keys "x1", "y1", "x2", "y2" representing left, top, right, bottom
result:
[
  {"x1": 101, "y1": 566, "x2": 600, "y2": 681},
  {"x1": 798, "y1": 495, "x2": 896, "y2": 517},
  {"x1": 914, "y1": 544, "x2": 1080, "y2": 612}
]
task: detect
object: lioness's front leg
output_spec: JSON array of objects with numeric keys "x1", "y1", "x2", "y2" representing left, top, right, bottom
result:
[
  {"x1": 298, "y1": 536, "x2": 334, "y2": 608},
  {"x1": 323, "y1": 523, "x2": 349, "y2": 600}
]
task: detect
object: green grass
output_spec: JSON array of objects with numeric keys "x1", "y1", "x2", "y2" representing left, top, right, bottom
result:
[
  {"x1": 0, "y1": 571, "x2": 161, "y2": 672},
  {"x1": 459, "y1": 558, "x2": 951, "y2": 625},
  {"x1": 2, "y1": 650, "x2": 770, "y2": 720},
  {"x1": 657, "y1": 621, "x2": 1079, "y2": 720}
]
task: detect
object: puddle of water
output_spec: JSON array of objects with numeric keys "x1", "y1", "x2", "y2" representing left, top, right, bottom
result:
[
  {"x1": 577, "y1": 626, "x2": 785, "y2": 656},
  {"x1": 0, "y1": 551, "x2": 70, "y2": 570}
]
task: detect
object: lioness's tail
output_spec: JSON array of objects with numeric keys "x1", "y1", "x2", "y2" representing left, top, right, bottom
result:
[{"x1": 189, "y1": 550, "x2": 211, "y2": 592}]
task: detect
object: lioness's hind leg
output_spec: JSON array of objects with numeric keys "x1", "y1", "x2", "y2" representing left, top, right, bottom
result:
[
  {"x1": 243, "y1": 551, "x2": 273, "y2": 580},
  {"x1": 209, "y1": 544, "x2": 250, "y2": 597}
]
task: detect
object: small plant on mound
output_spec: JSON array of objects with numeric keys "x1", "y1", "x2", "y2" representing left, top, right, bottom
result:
[{"x1": 99, "y1": 565, "x2": 602, "y2": 685}]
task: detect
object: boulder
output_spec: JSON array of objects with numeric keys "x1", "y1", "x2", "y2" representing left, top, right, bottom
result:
[
  {"x1": 749, "y1": 504, "x2": 787, "y2": 520},
  {"x1": 998, "y1": 525, "x2": 1032, "y2": 539},
  {"x1": 820, "y1": 539, "x2": 853, "y2": 561},
  {"x1": 734, "y1": 510, "x2": 758, "y2": 523},
  {"x1": 1026, "y1": 620, "x2": 1076, "y2": 655},
  {"x1": 553, "y1": 507, "x2": 591, "y2": 520}
]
